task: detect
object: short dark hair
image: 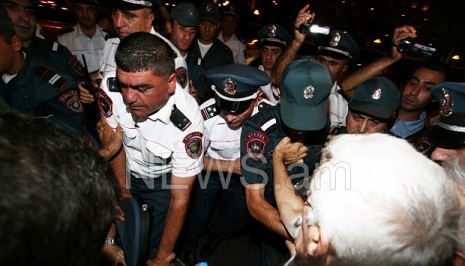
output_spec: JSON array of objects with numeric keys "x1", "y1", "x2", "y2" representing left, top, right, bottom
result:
[
  {"x1": 0, "y1": 110, "x2": 119, "y2": 266},
  {"x1": 414, "y1": 63, "x2": 449, "y2": 81},
  {"x1": 115, "y1": 32, "x2": 175, "y2": 78}
]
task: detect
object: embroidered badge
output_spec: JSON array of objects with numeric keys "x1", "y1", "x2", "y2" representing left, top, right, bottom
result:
[
  {"x1": 268, "y1": 25, "x2": 277, "y2": 37},
  {"x1": 245, "y1": 132, "x2": 269, "y2": 162},
  {"x1": 206, "y1": 4, "x2": 212, "y2": 12},
  {"x1": 176, "y1": 67, "x2": 188, "y2": 89},
  {"x1": 98, "y1": 88, "x2": 113, "y2": 118},
  {"x1": 303, "y1": 86, "x2": 315, "y2": 99},
  {"x1": 439, "y1": 88, "x2": 453, "y2": 116},
  {"x1": 372, "y1": 88, "x2": 382, "y2": 100},
  {"x1": 188, "y1": 8, "x2": 194, "y2": 16},
  {"x1": 58, "y1": 90, "x2": 83, "y2": 113},
  {"x1": 224, "y1": 78, "x2": 237, "y2": 95},
  {"x1": 329, "y1": 32, "x2": 341, "y2": 47},
  {"x1": 183, "y1": 131, "x2": 203, "y2": 159}
]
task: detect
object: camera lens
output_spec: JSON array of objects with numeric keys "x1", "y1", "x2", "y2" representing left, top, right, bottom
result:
[{"x1": 397, "y1": 39, "x2": 412, "y2": 53}]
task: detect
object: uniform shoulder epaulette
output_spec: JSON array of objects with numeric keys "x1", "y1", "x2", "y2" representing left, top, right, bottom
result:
[
  {"x1": 171, "y1": 104, "x2": 192, "y2": 131},
  {"x1": 200, "y1": 103, "x2": 219, "y2": 120},
  {"x1": 105, "y1": 32, "x2": 118, "y2": 41},
  {"x1": 58, "y1": 27, "x2": 74, "y2": 36},
  {"x1": 35, "y1": 65, "x2": 70, "y2": 91},
  {"x1": 259, "y1": 116, "x2": 277, "y2": 134}
]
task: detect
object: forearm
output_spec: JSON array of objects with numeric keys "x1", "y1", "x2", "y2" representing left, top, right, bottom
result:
[
  {"x1": 203, "y1": 156, "x2": 241, "y2": 175},
  {"x1": 272, "y1": 39, "x2": 302, "y2": 85},
  {"x1": 110, "y1": 147, "x2": 127, "y2": 191},
  {"x1": 340, "y1": 56, "x2": 399, "y2": 99},
  {"x1": 273, "y1": 154, "x2": 304, "y2": 234}
]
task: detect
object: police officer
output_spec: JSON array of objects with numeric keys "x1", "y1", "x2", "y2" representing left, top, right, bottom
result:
[
  {"x1": 218, "y1": 4, "x2": 246, "y2": 64},
  {"x1": 273, "y1": 4, "x2": 360, "y2": 128},
  {"x1": 2, "y1": 0, "x2": 86, "y2": 81},
  {"x1": 256, "y1": 23, "x2": 292, "y2": 104},
  {"x1": 98, "y1": 32, "x2": 204, "y2": 265},
  {"x1": 0, "y1": 5, "x2": 94, "y2": 147},
  {"x1": 333, "y1": 76, "x2": 400, "y2": 135},
  {"x1": 58, "y1": 0, "x2": 106, "y2": 77},
  {"x1": 186, "y1": 1, "x2": 233, "y2": 104},
  {"x1": 241, "y1": 58, "x2": 333, "y2": 265},
  {"x1": 166, "y1": 2, "x2": 198, "y2": 57},
  {"x1": 430, "y1": 82, "x2": 465, "y2": 164},
  {"x1": 181, "y1": 64, "x2": 271, "y2": 265},
  {"x1": 79, "y1": 0, "x2": 190, "y2": 105}
]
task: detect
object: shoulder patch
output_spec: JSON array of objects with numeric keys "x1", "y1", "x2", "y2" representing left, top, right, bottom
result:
[
  {"x1": 245, "y1": 131, "x2": 269, "y2": 162},
  {"x1": 98, "y1": 88, "x2": 113, "y2": 118},
  {"x1": 68, "y1": 55, "x2": 86, "y2": 77},
  {"x1": 58, "y1": 27, "x2": 74, "y2": 36},
  {"x1": 58, "y1": 90, "x2": 84, "y2": 113},
  {"x1": 176, "y1": 67, "x2": 188, "y2": 89},
  {"x1": 35, "y1": 66, "x2": 69, "y2": 90},
  {"x1": 183, "y1": 131, "x2": 203, "y2": 159},
  {"x1": 171, "y1": 104, "x2": 192, "y2": 131},
  {"x1": 260, "y1": 117, "x2": 277, "y2": 134},
  {"x1": 201, "y1": 103, "x2": 219, "y2": 120}
]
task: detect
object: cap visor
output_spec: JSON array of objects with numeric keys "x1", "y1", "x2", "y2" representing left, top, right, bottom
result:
[
  {"x1": 280, "y1": 98, "x2": 328, "y2": 131},
  {"x1": 107, "y1": 1, "x2": 149, "y2": 10},
  {"x1": 318, "y1": 48, "x2": 349, "y2": 60},
  {"x1": 430, "y1": 126, "x2": 465, "y2": 149},
  {"x1": 349, "y1": 102, "x2": 393, "y2": 120}
]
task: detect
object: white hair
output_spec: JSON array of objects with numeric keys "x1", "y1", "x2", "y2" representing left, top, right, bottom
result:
[
  {"x1": 443, "y1": 158, "x2": 465, "y2": 253},
  {"x1": 310, "y1": 133, "x2": 460, "y2": 266}
]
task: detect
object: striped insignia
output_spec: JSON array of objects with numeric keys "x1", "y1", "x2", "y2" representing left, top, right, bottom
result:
[
  {"x1": 201, "y1": 103, "x2": 218, "y2": 120},
  {"x1": 35, "y1": 66, "x2": 69, "y2": 90},
  {"x1": 260, "y1": 118, "x2": 277, "y2": 134},
  {"x1": 44, "y1": 40, "x2": 66, "y2": 53}
]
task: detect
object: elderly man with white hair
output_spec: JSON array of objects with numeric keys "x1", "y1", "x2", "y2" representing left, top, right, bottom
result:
[{"x1": 273, "y1": 133, "x2": 460, "y2": 266}]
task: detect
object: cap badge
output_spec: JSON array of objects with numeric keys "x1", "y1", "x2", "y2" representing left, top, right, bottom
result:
[
  {"x1": 303, "y1": 86, "x2": 315, "y2": 99},
  {"x1": 223, "y1": 78, "x2": 237, "y2": 95},
  {"x1": 268, "y1": 25, "x2": 277, "y2": 37},
  {"x1": 188, "y1": 8, "x2": 194, "y2": 16},
  {"x1": 372, "y1": 88, "x2": 382, "y2": 100},
  {"x1": 206, "y1": 4, "x2": 212, "y2": 12},
  {"x1": 329, "y1": 32, "x2": 341, "y2": 47},
  {"x1": 439, "y1": 88, "x2": 453, "y2": 116}
]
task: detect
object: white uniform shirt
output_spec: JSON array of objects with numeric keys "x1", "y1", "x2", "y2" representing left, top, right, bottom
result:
[
  {"x1": 329, "y1": 82, "x2": 348, "y2": 127},
  {"x1": 58, "y1": 24, "x2": 106, "y2": 73},
  {"x1": 100, "y1": 71, "x2": 204, "y2": 179},
  {"x1": 200, "y1": 98, "x2": 270, "y2": 161},
  {"x1": 99, "y1": 27, "x2": 189, "y2": 90},
  {"x1": 218, "y1": 31, "x2": 246, "y2": 64}
]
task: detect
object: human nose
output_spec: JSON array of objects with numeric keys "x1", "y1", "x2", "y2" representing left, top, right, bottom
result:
[
  {"x1": 122, "y1": 89, "x2": 137, "y2": 105},
  {"x1": 358, "y1": 119, "x2": 369, "y2": 133},
  {"x1": 113, "y1": 13, "x2": 124, "y2": 28}
]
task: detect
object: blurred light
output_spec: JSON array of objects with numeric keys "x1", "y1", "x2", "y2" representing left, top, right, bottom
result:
[
  {"x1": 224, "y1": 1, "x2": 229, "y2": 6},
  {"x1": 452, "y1": 55, "x2": 460, "y2": 60},
  {"x1": 370, "y1": 7, "x2": 374, "y2": 11},
  {"x1": 421, "y1": 4, "x2": 429, "y2": 11},
  {"x1": 423, "y1": 18, "x2": 428, "y2": 21},
  {"x1": 253, "y1": 9, "x2": 260, "y2": 15},
  {"x1": 401, "y1": 14, "x2": 406, "y2": 17},
  {"x1": 61, "y1": 7, "x2": 67, "y2": 10},
  {"x1": 411, "y1": 3, "x2": 418, "y2": 9},
  {"x1": 373, "y1": 39, "x2": 382, "y2": 44},
  {"x1": 251, "y1": 39, "x2": 258, "y2": 43}
]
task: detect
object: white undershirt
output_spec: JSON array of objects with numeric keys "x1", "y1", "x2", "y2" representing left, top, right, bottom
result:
[{"x1": 198, "y1": 40, "x2": 213, "y2": 58}]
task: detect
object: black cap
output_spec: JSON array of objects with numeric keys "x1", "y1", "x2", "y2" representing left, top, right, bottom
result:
[
  {"x1": 257, "y1": 24, "x2": 292, "y2": 48},
  {"x1": 110, "y1": 0, "x2": 153, "y2": 10},
  {"x1": 0, "y1": 4, "x2": 15, "y2": 35},
  {"x1": 349, "y1": 77, "x2": 400, "y2": 120},
  {"x1": 207, "y1": 64, "x2": 270, "y2": 114},
  {"x1": 430, "y1": 82, "x2": 465, "y2": 149},
  {"x1": 199, "y1": 1, "x2": 219, "y2": 24},
  {"x1": 221, "y1": 4, "x2": 239, "y2": 20},
  {"x1": 170, "y1": 2, "x2": 199, "y2": 28},
  {"x1": 318, "y1": 30, "x2": 360, "y2": 61}
]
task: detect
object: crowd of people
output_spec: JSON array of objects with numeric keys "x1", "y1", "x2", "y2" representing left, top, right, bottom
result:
[{"x1": 1, "y1": 0, "x2": 465, "y2": 266}]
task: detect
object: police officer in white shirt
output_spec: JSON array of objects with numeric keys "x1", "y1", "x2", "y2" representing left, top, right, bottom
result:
[
  {"x1": 79, "y1": 0, "x2": 189, "y2": 104},
  {"x1": 217, "y1": 5, "x2": 246, "y2": 64},
  {"x1": 98, "y1": 32, "x2": 204, "y2": 266},
  {"x1": 58, "y1": 0, "x2": 106, "y2": 77},
  {"x1": 181, "y1": 63, "x2": 271, "y2": 265}
]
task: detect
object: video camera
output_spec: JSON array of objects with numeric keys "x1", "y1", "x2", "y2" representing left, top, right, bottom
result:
[{"x1": 396, "y1": 38, "x2": 437, "y2": 61}]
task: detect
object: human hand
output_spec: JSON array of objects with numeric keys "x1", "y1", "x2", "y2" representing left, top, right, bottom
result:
[
  {"x1": 294, "y1": 4, "x2": 315, "y2": 44},
  {"x1": 391, "y1": 25, "x2": 417, "y2": 60},
  {"x1": 273, "y1": 137, "x2": 308, "y2": 164},
  {"x1": 101, "y1": 243, "x2": 127, "y2": 266},
  {"x1": 97, "y1": 118, "x2": 123, "y2": 160},
  {"x1": 146, "y1": 252, "x2": 176, "y2": 266}
]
